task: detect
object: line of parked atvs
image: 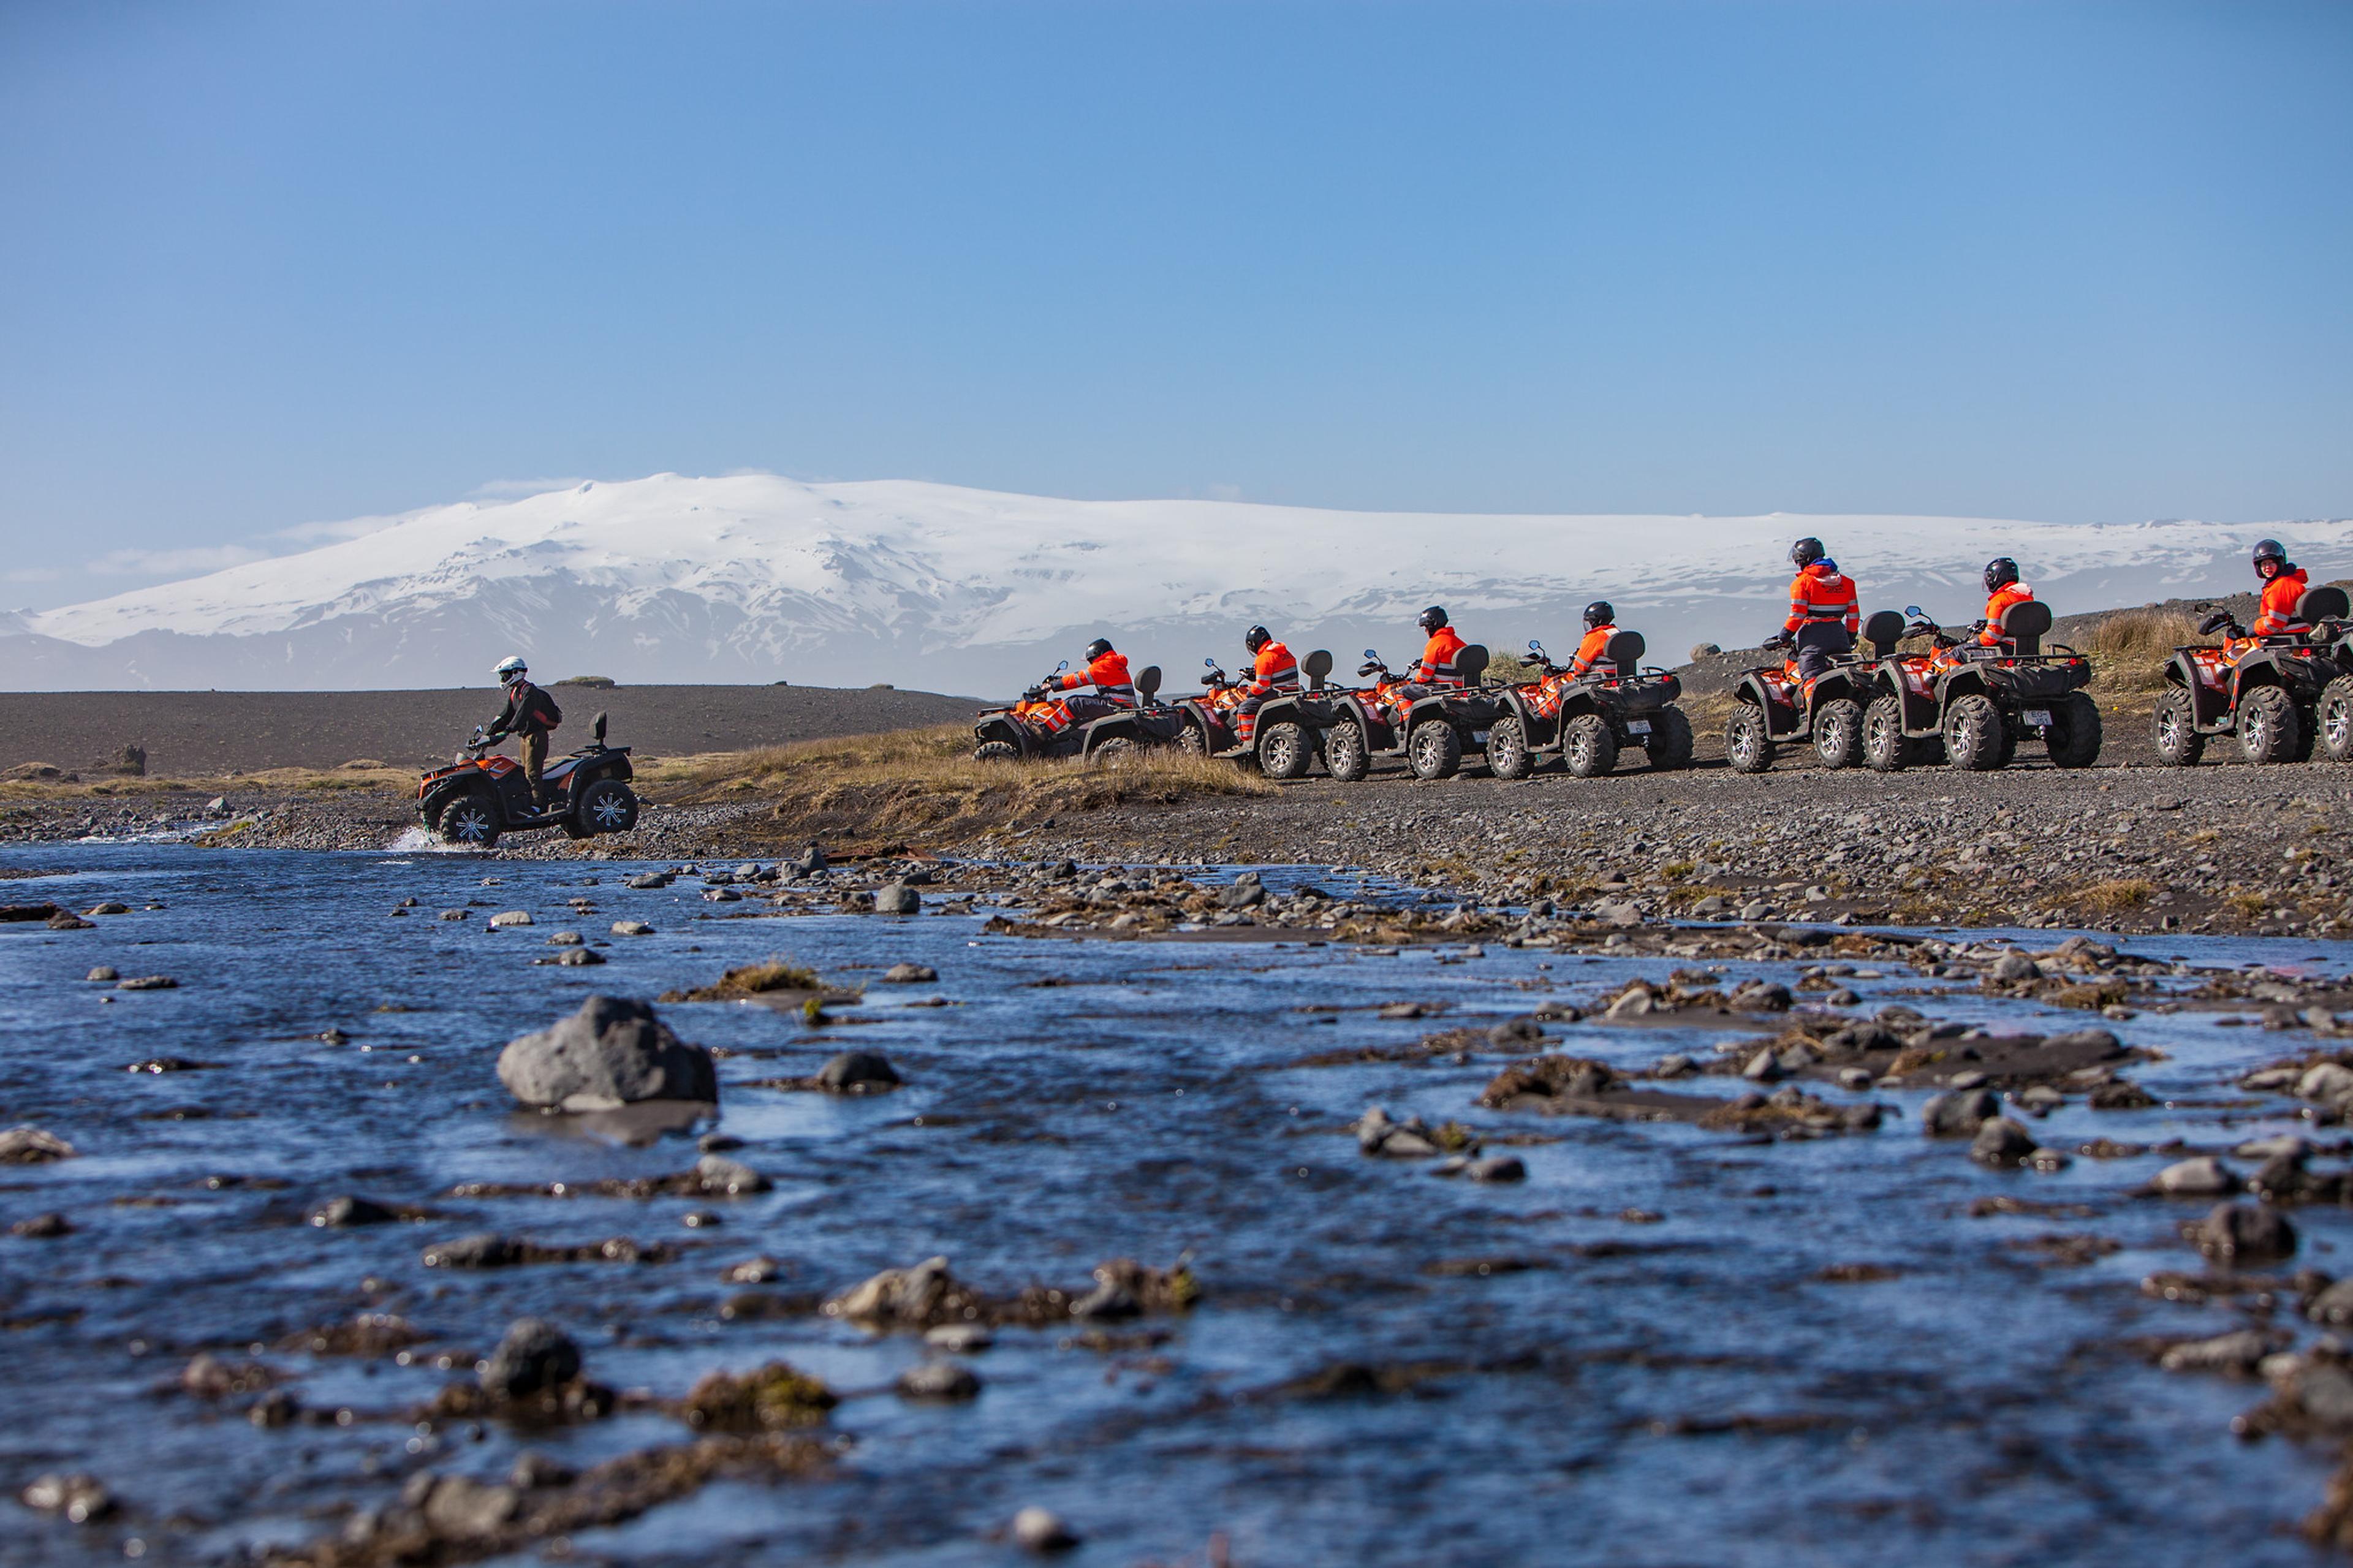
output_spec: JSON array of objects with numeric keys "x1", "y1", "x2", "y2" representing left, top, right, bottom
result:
[{"x1": 971, "y1": 581, "x2": 2353, "y2": 779}]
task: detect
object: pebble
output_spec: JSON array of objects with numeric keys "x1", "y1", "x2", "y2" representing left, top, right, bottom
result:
[
  {"x1": 488, "y1": 911, "x2": 533, "y2": 928},
  {"x1": 1014, "y1": 1506, "x2": 1080, "y2": 1553},
  {"x1": 2153, "y1": 1156, "x2": 2240, "y2": 1197},
  {"x1": 881, "y1": 963, "x2": 939, "y2": 983},
  {"x1": 84, "y1": 966, "x2": 116, "y2": 982},
  {"x1": 611, "y1": 920, "x2": 655, "y2": 936},
  {"x1": 874, "y1": 883, "x2": 922, "y2": 915},
  {"x1": 19, "y1": 1472, "x2": 113, "y2": 1523},
  {"x1": 897, "y1": 1360, "x2": 982, "y2": 1401}
]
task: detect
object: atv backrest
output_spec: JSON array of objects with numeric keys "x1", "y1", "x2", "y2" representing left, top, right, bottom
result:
[
  {"x1": 1604, "y1": 629, "x2": 1645, "y2": 677},
  {"x1": 1304, "y1": 649, "x2": 1333, "y2": 691},
  {"x1": 1999, "y1": 600, "x2": 2053, "y2": 655},
  {"x1": 1861, "y1": 610, "x2": 1906, "y2": 659},
  {"x1": 1455, "y1": 644, "x2": 1489, "y2": 684},
  {"x1": 1136, "y1": 665, "x2": 1162, "y2": 700},
  {"x1": 591, "y1": 710, "x2": 608, "y2": 746},
  {"x1": 2299, "y1": 586, "x2": 2351, "y2": 624}
]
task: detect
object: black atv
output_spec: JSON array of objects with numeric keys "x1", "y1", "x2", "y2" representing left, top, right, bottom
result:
[
  {"x1": 1172, "y1": 651, "x2": 1339, "y2": 779},
  {"x1": 1324, "y1": 645, "x2": 1501, "y2": 781},
  {"x1": 1485, "y1": 635, "x2": 1692, "y2": 779},
  {"x1": 2156, "y1": 585, "x2": 2352, "y2": 767},
  {"x1": 971, "y1": 662, "x2": 1183, "y2": 762},
  {"x1": 1724, "y1": 630, "x2": 1879, "y2": 773},
  {"x1": 418, "y1": 711, "x2": 639, "y2": 849},
  {"x1": 1852, "y1": 602, "x2": 2101, "y2": 771}
]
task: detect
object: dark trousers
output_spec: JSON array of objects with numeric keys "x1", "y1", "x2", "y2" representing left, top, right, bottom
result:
[
  {"x1": 1064, "y1": 695, "x2": 1128, "y2": 725},
  {"x1": 1794, "y1": 622, "x2": 1854, "y2": 681},
  {"x1": 518, "y1": 731, "x2": 549, "y2": 800}
]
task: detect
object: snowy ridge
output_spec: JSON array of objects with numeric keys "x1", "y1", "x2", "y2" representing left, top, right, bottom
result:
[{"x1": 10, "y1": 474, "x2": 2349, "y2": 693}]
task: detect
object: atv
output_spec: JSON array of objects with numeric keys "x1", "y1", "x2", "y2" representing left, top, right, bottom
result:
[
  {"x1": 1172, "y1": 651, "x2": 1340, "y2": 779},
  {"x1": 1485, "y1": 635, "x2": 1692, "y2": 779},
  {"x1": 971, "y1": 662, "x2": 1183, "y2": 762},
  {"x1": 1851, "y1": 602, "x2": 2101, "y2": 771},
  {"x1": 1324, "y1": 645, "x2": 1501, "y2": 781},
  {"x1": 2155, "y1": 585, "x2": 2352, "y2": 767},
  {"x1": 1723, "y1": 630, "x2": 1879, "y2": 773},
  {"x1": 419, "y1": 711, "x2": 640, "y2": 849}
]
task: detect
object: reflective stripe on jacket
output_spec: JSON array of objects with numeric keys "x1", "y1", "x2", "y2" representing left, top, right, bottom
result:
[
  {"x1": 1567, "y1": 624, "x2": 1615, "y2": 677},
  {"x1": 1247, "y1": 640, "x2": 1299, "y2": 695},
  {"x1": 1784, "y1": 562, "x2": 1860, "y2": 635},
  {"x1": 2253, "y1": 568, "x2": 2309, "y2": 637},
  {"x1": 1060, "y1": 650, "x2": 1135, "y2": 700},
  {"x1": 1980, "y1": 583, "x2": 2036, "y2": 646},
  {"x1": 1415, "y1": 627, "x2": 1468, "y2": 684}
]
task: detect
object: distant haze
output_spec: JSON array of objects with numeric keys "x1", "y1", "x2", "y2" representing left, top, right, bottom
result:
[{"x1": 4, "y1": 474, "x2": 2343, "y2": 697}]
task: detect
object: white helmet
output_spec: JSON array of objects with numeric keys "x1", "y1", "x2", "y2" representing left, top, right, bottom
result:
[{"x1": 494, "y1": 655, "x2": 528, "y2": 684}]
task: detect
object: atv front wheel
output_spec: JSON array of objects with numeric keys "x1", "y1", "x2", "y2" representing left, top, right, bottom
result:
[
  {"x1": 1562, "y1": 714, "x2": 1618, "y2": 778},
  {"x1": 1725, "y1": 705, "x2": 1774, "y2": 773},
  {"x1": 2045, "y1": 692, "x2": 2102, "y2": 768},
  {"x1": 2152, "y1": 686, "x2": 2202, "y2": 766},
  {"x1": 578, "y1": 778, "x2": 639, "y2": 835},
  {"x1": 1176, "y1": 724, "x2": 1209, "y2": 757},
  {"x1": 1943, "y1": 694, "x2": 2009, "y2": 771},
  {"x1": 438, "y1": 788, "x2": 502, "y2": 847},
  {"x1": 1257, "y1": 721, "x2": 1311, "y2": 781},
  {"x1": 1862, "y1": 694, "x2": 1910, "y2": 771},
  {"x1": 1407, "y1": 721, "x2": 1462, "y2": 780},
  {"x1": 973, "y1": 740, "x2": 1020, "y2": 762},
  {"x1": 2320, "y1": 678, "x2": 2353, "y2": 762},
  {"x1": 1643, "y1": 706, "x2": 1694, "y2": 771},
  {"x1": 1812, "y1": 698, "x2": 1862, "y2": 768},
  {"x1": 1090, "y1": 736, "x2": 1142, "y2": 767},
  {"x1": 1486, "y1": 716, "x2": 1533, "y2": 780},
  {"x1": 2238, "y1": 684, "x2": 2301, "y2": 765},
  {"x1": 1325, "y1": 722, "x2": 1370, "y2": 782}
]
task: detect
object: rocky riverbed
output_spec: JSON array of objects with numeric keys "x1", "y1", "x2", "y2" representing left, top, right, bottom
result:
[{"x1": 7, "y1": 844, "x2": 2353, "y2": 1562}]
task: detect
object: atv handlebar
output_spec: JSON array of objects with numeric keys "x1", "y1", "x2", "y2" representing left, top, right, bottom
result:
[{"x1": 2198, "y1": 610, "x2": 2245, "y2": 640}]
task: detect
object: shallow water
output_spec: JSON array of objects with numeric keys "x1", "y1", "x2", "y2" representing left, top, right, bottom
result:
[{"x1": 0, "y1": 846, "x2": 2342, "y2": 1565}]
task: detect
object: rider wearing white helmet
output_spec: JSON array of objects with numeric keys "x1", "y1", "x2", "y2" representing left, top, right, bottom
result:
[{"x1": 485, "y1": 656, "x2": 563, "y2": 805}]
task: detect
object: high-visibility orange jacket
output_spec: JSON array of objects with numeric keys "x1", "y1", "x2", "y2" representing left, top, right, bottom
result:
[
  {"x1": 1980, "y1": 582, "x2": 2036, "y2": 646},
  {"x1": 1246, "y1": 640, "x2": 1298, "y2": 695},
  {"x1": 1784, "y1": 561, "x2": 1860, "y2": 635},
  {"x1": 1059, "y1": 650, "x2": 1135, "y2": 698},
  {"x1": 1415, "y1": 627, "x2": 1468, "y2": 684},
  {"x1": 1567, "y1": 624, "x2": 1616, "y2": 677},
  {"x1": 2253, "y1": 567, "x2": 2310, "y2": 636}
]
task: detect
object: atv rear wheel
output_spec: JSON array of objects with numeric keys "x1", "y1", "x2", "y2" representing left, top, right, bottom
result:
[
  {"x1": 1726, "y1": 705, "x2": 1774, "y2": 773},
  {"x1": 2320, "y1": 678, "x2": 2353, "y2": 762},
  {"x1": 1813, "y1": 698, "x2": 1863, "y2": 768},
  {"x1": 2153, "y1": 686, "x2": 2203, "y2": 767},
  {"x1": 1325, "y1": 721, "x2": 1370, "y2": 781},
  {"x1": 1408, "y1": 721, "x2": 1462, "y2": 780},
  {"x1": 1943, "y1": 694, "x2": 2008, "y2": 771},
  {"x1": 438, "y1": 788, "x2": 502, "y2": 847},
  {"x1": 2045, "y1": 692, "x2": 2102, "y2": 768},
  {"x1": 1485, "y1": 715, "x2": 1533, "y2": 779},
  {"x1": 1562, "y1": 713, "x2": 1618, "y2": 778},
  {"x1": 578, "y1": 777, "x2": 639, "y2": 835},
  {"x1": 1258, "y1": 721, "x2": 1311, "y2": 781},
  {"x1": 1643, "y1": 707, "x2": 1694, "y2": 771},
  {"x1": 1862, "y1": 694, "x2": 1910, "y2": 771},
  {"x1": 2238, "y1": 684, "x2": 2301, "y2": 765},
  {"x1": 973, "y1": 740, "x2": 1019, "y2": 763}
]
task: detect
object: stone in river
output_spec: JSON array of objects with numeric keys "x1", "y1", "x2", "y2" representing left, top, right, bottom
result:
[
  {"x1": 2195, "y1": 1201, "x2": 2296, "y2": 1264},
  {"x1": 479, "y1": 1317, "x2": 582, "y2": 1398},
  {"x1": 488, "y1": 910, "x2": 533, "y2": 928},
  {"x1": 816, "y1": 1051, "x2": 901, "y2": 1093},
  {"x1": 309, "y1": 1195, "x2": 397, "y2": 1228},
  {"x1": 0, "y1": 1126, "x2": 75, "y2": 1164},
  {"x1": 612, "y1": 920, "x2": 655, "y2": 936},
  {"x1": 896, "y1": 1360, "x2": 982, "y2": 1401},
  {"x1": 498, "y1": 996, "x2": 718, "y2": 1112},
  {"x1": 694, "y1": 1154, "x2": 771, "y2": 1195},
  {"x1": 1014, "y1": 1507, "x2": 1080, "y2": 1553},
  {"x1": 881, "y1": 963, "x2": 938, "y2": 983},
  {"x1": 2153, "y1": 1156, "x2": 2239, "y2": 1197},
  {"x1": 874, "y1": 883, "x2": 922, "y2": 915}
]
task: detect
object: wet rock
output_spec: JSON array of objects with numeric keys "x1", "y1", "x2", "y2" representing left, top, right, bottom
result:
[
  {"x1": 249, "y1": 1387, "x2": 302, "y2": 1426},
  {"x1": 2160, "y1": 1329, "x2": 2279, "y2": 1376},
  {"x1": 623, "y1": 871, "x2": 675, "y2": 889},
  {"x1": 874, "y1": 883, "x2": 922, "y2": 915},
  {"x1": 82, "y1": 901, "x2": 129, "y2": 917},
  {"x1": 1353, "y1": 1105, "x2": 1466, "y2": 1159},
  {"x1": 680, "y1": 1362, "x2": 837, "y2": 1429},
  {"x1": 498, "y1": 996, "x2": 718, "y2": 1112},
  {"x1": 612, "y1": 920, "x2": 655, "y2": 936},
  {"x1": 116, "y1": 974, "x2": 177, "y2": 990},
  {"x1": 308, "y1": 1195, "x2": 397, "y2": 1228},
  {"x1": 1219, "y1": 879, "x2": 1267, "y2": 910},
  {"x1": 1970, "y1": 1118, "x2": 2039, "y2": 1167},
  {"x1": 694, "y1": 1154, "x2": 771, "y2": 1195},
  {"x1": 1487, "y1": 1016, "x2": 1546, "y2": 1047},
  {"x1": 419, "y1": 1474, "x2": 523, "y2": 1539},
  {"x1": 1014, "y1": 1506, "x2": 1080, "y2": 1553},
  {"x1": 423, "y1": 1233, "x2": 523, "y2": 1269},
  {"x1": 882, "y1": 963, "x2": 938, "y2": 983},
  {"x1": 508, "y1": 1452, "x2": 577, "y2": 1490},
  {"x1": 926, "y1": 1323, "x2": 994, "y2": 1354},
  {"x1": 181, "y1": 1352, "x2": 273, "y2": 1397},
  {"x1": 2195, "y1": 1202, "x2": 2297, "y2": 1264},
  {"x1": 1990, "y1": 953, "x2": 2041, "y2": 983},
  {"x1": 488, "y1": 911, "x2": 534, "y2": 928},
  {"x1": 898, "y1": 1360, "x2": 982, "y2": 1400},
  {"x1": 480, "y1": 1318, "x2": 582, "y2": 1398},
  {"x1": 2153, "y1": 1156, "x2": 2240, "y2": 1197},
  {"x1": 553, "y1": 947, "x2": 605, "y2": 967},
  {"x1": 0, "y1": 1126, "x2": 75, "y2": 1164},
  {"x1": 19, "y1": 1472, "x2": 113, "y2": 1523},
  {"x1": 1070, "y1": 1279, "x2": 1140, "y2": 1320},
  {"x1": 2303, "y1": 1062, "x2": 2353, "y2": 1105},
  {"x1": 10, "y1": 1212, "x2": 70, "y2": 1238},
  {"x1": 1922, "y1": 1089, "x2": 2000, "y2": 1137},
  {"x1": 827, "y1": 1256, "x2": 961, "y2": 1327},
  {"x1": 2310, "y1": 1279, "x2": 2353, "y2": 1326},
  {"x1": 1468, "y1": 1155, "x2": 1526, "y2": 1183},
  {"x1": 724, "y1": 1256, "x2": 783, "y2": 1285},
  {"x1": 546, "y1": 930, "x2": 585, "y2": 947},
  {"x1": 815, "y1": 1051, "x2": 901, "y2": 1093},
  {"x1": 84, "y1": 966, "x2": 116, "y2": 983}
]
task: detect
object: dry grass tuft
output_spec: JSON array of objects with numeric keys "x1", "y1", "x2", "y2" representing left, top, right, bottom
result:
[{"x1": 2079, "y1": 608, "x2": 2203, "y2": 697}]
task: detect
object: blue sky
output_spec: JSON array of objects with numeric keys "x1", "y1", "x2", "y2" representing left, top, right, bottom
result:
[{"x1": 2, "y1": 0, "x2": 2347, "y2": 607}]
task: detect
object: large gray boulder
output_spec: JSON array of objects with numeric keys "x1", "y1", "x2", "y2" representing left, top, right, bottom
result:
[{"x1": 496, "y1": 996, "x2": 717, "y2": 1112}]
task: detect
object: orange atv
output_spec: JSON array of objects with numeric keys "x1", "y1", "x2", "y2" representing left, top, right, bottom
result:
[
  {"x1": 1859, "y1": 602, "x2": 2098, "y2": 771},
  {"x1": 1324, "y1": 645, "x2": 1501, "y2": 780},
  {"x1": 418, "y1": 711, "x2": 638, "y2": 848},
  {"x1": 1486, "y1": 634, "x2": 1691, "y2": 778},
  {"x1": 1724, "y1": 634, "x2": 1876, "y2": 773},
  {"x1": 2156, "y1": 585, "x2": 2352, "y2": 766},
  {"x1": 1172, "y1": 651, "x2": 1339, "y2": 779},
  {"x1": 970, "y1": 661, "x2": 1181, "y2": 762}
]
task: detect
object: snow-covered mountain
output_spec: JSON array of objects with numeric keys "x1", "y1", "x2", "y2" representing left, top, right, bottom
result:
[{"x1": 8, "y1": 474, "x2": 2347, "y2": 694}]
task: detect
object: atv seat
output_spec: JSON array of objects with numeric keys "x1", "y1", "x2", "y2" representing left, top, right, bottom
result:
[
  {"x1": 1861, "y1": 610, "x2": 1906, "y2": 659},
  {"x1": 2298, "y1": 586, "x2": 2351, "y2": 626},
  {"x1": 1998, "y1": 600, "x2": 2053, "y2": 656},
  {"x1": 1455, "y1": 645, "x2": 1489, "y2": 686},
  {"x1": 1604, "y1": 629, "x2": 1646, "y2": 678},
  {"x1": 1303, "y1": 649, "x2": 1334, "y2": 692}
]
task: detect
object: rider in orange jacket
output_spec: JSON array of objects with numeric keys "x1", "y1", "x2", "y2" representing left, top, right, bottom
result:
[
  {"x1": 1975, "y1": 558, "x2": 2036, "y2": 647},
  {"x1": 1566, "y1": 602, "x2": 1617, "y2": 677},
  {"x1": 1233, "y1": 626, "x2": 1299, "y2": 744},
  {"x1": 1411, "y1": 607, "x2": 1468, "y2": 686},
  {"x1": 1771, "y1": 538, "x2": 1859, "y2": 681},
  {"x1": 1053, "y1": 637, "x2": 1137, "y2": 724},
  {"x1": 2249, "y1": 539, "x2": 2311, "y2": 637}
]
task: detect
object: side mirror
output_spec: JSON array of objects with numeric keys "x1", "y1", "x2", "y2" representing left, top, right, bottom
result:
[
  {"x1": 1527, "y1": 639, "x2": 1544, "y2": 656},
  {"x1": 592, "y1": 711, "x2": 608, "y2": 744},
  {"x1": 1203, "y1": 656, "x2": 1218, "y2": 669},
  {"x1": 1904, "y1": 605, "x2": 1925, "y2": 619},
  {"x1": 1363, "y1": 648, "x2": 1379, "y2": 661}
]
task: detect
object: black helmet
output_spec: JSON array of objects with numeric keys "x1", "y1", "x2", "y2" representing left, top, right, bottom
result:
[
  {"x1": 1083, "y1": 637, "x2": 1113, "y2": 661},
  {"x1": 2254, "y1": 539, "x2": 2287, "y2": 577},
  {"x1": 1244, "y1": 625, "x2": 1270, "y2": 653},
  {"x1": 1790, "y1": 537, "x2": 1825, "y2": 567},
  {"x1": 1582, "y1": 600, "x2": 1613, "y2": 629},
  {"x1": 1983, "y1": 557, "x2": 2019, "y2": 593},
  {"x1": 1418, "y1": 605, "x2": 1448, "y2": 633}
]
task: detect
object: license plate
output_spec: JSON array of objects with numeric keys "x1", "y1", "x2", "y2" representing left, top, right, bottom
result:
[
  {"x1": 2023, "y1": 709, "x2": 2053, "y2": 727},
  {"x1": 1625, "y1": 720, "x2": 1652, "y2": 735}
]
